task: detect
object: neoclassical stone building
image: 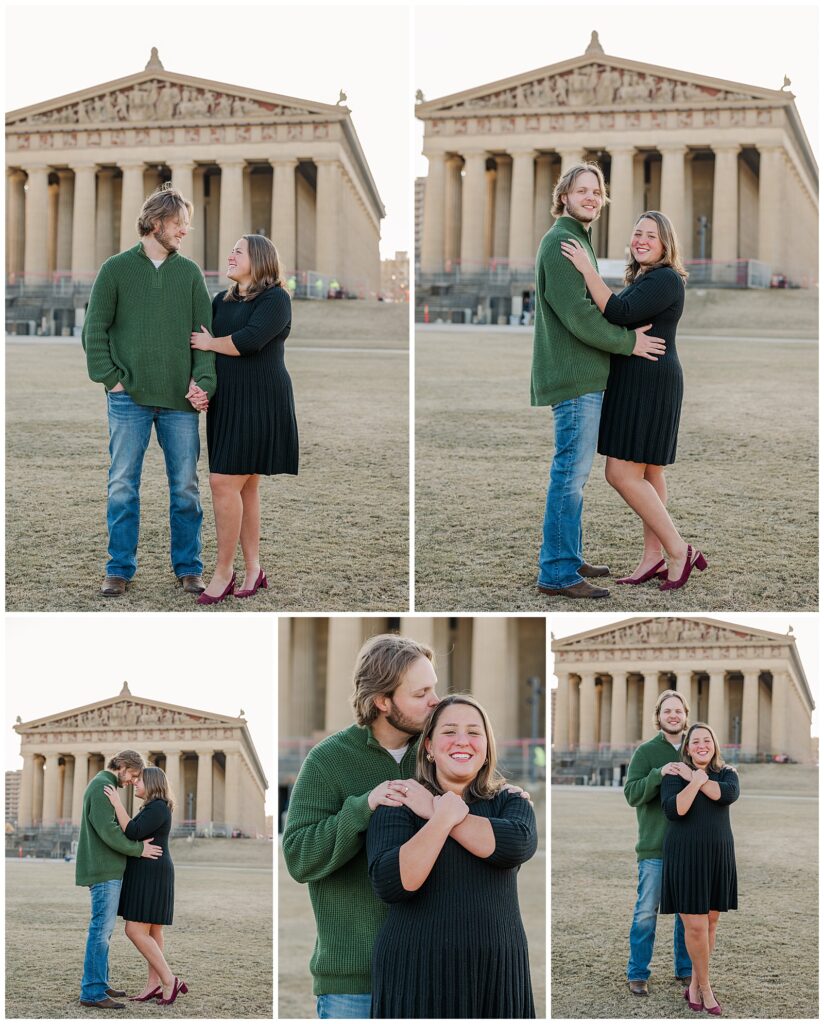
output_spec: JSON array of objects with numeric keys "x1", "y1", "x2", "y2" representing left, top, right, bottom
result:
[
  {"x1": 13, "y1": 682, "x2": 267, "y2": 839},
  {"x1": 6, "y1": 48, "x2": 383, "y2": 297},
  {"x1": 552, "y1": 617, "x2": 815, "y2": 765},
  {"x1": 417, "y1": 32, "x2": 817, "y2": 318}
]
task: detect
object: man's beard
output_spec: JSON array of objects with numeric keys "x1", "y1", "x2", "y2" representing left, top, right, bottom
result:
[
  {"x1": 154, "y1": 225, "x2": 178, "y2": 254},
  {"x1": 661, "y1": 722, "x2": 684, "y2": 737},
  {"x1": 565, "y1": 195, "x2": 600, "y2": 224},
  {"x1": 385, "y1": 703, "x2": 423, "y2": 738}
]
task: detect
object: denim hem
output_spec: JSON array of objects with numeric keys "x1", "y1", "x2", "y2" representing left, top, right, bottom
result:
[{"x1": 537, "y1": 574, "x2": 584, "y2": 589}]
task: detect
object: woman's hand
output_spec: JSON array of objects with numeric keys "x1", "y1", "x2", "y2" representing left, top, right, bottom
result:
[
  {"x1": 692, "y1": 768, "x2": 709, "y2": 787},
  {"x1": 432, "y1": 791, "x2": 469, "y2": 828},
  {"x1": 672, "y1": 762, "x2": 694, "y2": 781},
  {"x1": 190, "y1": 324, "x2": 214, "y2": 351},
  {"x1": 560, "y1": 237, "x2": 592, "y2": 275},
  {"x1": 103, "y1": 784, "x2": 123, "y2": 808},
  {"x1": 395, "y1": 779, "x2": 435, "y2": 820}
]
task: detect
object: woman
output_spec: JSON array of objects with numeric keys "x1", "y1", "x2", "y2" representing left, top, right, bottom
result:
[
  {"x1": 660, "y1": 723, "x2": 739, "y2": 1016},
  {"x1": 190, "y1": 234, "x2": 299, "y2": 604},
  {"x1": 367, "y1": 695, "x2": 537, "y2": 1019},
  {"x1": 560, "y1": 211, "x2": 706, "y2": 592},
  {"x1": 104, "y1": 767, "x2": 187, "y2": 1006}
]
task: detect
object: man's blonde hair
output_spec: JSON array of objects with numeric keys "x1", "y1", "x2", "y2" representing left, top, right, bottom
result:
[
  {"x1": 654, "y1": 689, "x2": 690, "y2": 730},
  {"x1": 351, "y1": 634, "x2": 434, "y2": 727},
  {"x1": 551, "y1": 161, "x2": 609, "y2": 218},
  {"x1": 137, "y1": 182, "x2": 193, "y2": 237},
  {"x1": 107, "y1": 750, "x2": 144, "y2": 773}
]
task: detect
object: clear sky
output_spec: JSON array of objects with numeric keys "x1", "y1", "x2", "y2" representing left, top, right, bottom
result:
[
  {"x1": 4, "y1": 3, "x2": 412, "y2": 260},
  {"x1": 5, "y1": 615, "x2": 276, "y2": 814},
  {"x1": 414, "y1": 4, "x2": 819, "y2": 176},
  {"x1": 548, "y1": 613, "x2": 819, "y2": 737}
]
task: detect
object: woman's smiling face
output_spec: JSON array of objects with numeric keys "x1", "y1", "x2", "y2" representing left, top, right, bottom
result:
[
  {"x1": 630, "y1": 217, "x2": 664, "y2": 265},
  {"x1": 687, "y1": 728, "x2": 715, "y2": 767},
  {"x1": 425, "y1": 703, "x2": 488, "y2": 791}
]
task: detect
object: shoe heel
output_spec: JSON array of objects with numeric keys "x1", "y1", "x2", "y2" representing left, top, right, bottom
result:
[
  {"x1": 694, "y1": 552, "x2": 707, "y2": 571},
  {"x1": 179, "y1": 983, "x2": 188, "y2": 995},
  {"x1": 261, "y1": 574, "x2": 268, "y2": 590}
]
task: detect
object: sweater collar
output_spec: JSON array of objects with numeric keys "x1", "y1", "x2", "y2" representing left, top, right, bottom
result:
[
  {"x1": 555, "y1": 215, "x2": 593, "y2": 243},
  {"x1": 133, "y1": 241, "x2": 178, "y2": 264}
]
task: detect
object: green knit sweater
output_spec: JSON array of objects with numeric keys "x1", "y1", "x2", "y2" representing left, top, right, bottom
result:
[
  {"x1": 75, "y1": 771, "x2": 144, "y2": 886},
  {"x1": 282, "y1": 725, "x2": 418, "y2": 996},
  {"x1": 82, "y1": 244, "x2": 216, "y2": 411},
  {"x1": 531, "y1": 215, "x2": 636, "y2": 406},
  {"x1": 623, "y1": 731, "x2": 684, "y2": 861}
]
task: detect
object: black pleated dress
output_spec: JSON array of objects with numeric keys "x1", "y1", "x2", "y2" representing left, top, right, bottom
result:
[
  {"x1": 206, "y1": 286, "x2": 299, "y2": 475},
  {"x1": 118, "y1": 798, "x2": 175, "y2": 925},
  {"x1": 659, "y1": 768, "x2": 739, "y2": 915},
  {"x1": 597, "y1": 265, "x2": 686, "y2": 466},
  {"x1": 367, "y1": 791, "x2": 538, "y2": 1019}
]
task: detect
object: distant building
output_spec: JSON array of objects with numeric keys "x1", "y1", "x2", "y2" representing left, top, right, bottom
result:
[
  {"x1": 5, "y1": 770, "x2": 21, "y2": 825},
  {"x1": 380, "y1": 250, "x2": 409, "y2": 301}
]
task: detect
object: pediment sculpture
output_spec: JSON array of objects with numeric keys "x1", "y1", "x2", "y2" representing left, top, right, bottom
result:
[
  {"x1": 24, "y1": 700, "x2": 218, "y2": 730},
  {"x1": 562, "y1": 619, "x2": 775, "y2": 649}
]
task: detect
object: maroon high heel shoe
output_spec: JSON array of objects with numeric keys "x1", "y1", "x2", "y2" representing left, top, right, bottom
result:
[
  {"x1": 130, "y1": 986, "x2": 162, "y2": 1002},
  {"x1": 703, "y1": 1000, "x2": 722, "y2": 1016},
  {"x1": 196, "y1": 573, "x2": 236, "y2": 606},
  {"x1": 235, "y1": 568, "x2": 268, "y2": 598},
  {"x1": 660, "y1": 545, "x2": 707, "y2": 592},
  {"x1": 616, "y1": 558, "x2": 667, "y2": 585},
  {"x1": 156, "y1": 977, "x2": 188, "y2": 1005},
  {"x1": 684, "y1": 986, "x2": 703, "y2": 1012}
]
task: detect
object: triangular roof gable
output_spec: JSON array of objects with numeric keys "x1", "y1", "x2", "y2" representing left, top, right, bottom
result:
[
  {"x1": 15, "y1": 692, "x2": 244, "y2": 732},
  {"x1": 552, "y1": 616, "x2": 793, "y2": 652},
  {"x1": 418, "y1": 52, "x2": 790, "y2": 116},
  {"x1": 6, "y1": 67, "x2": 344, "y2": 125}
]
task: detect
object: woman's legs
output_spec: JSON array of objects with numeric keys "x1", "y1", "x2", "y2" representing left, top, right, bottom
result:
[
  {"x1": 238, "y1": 474, "x2": 262, "y2": 590},
  {"x1": 133, "y1": 925, "x2": 164, "y2": 997},
  {"x1": 707, "y1": 910, "x2": 720, "y2": 955},
  {"x1": 203, "y1": 472, "x2": 250, "y2": 597},
  {"x1": 680, "y1": 913, "x2": 718, "y2": 1009},
  {"x1": 124, "y1": 921, "x2": 174, "y2": 998},
  {"x1": 605, "y1": 458, "x2": 689, "y2": 577}
]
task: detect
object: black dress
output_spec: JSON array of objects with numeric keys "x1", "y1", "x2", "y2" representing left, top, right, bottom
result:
[
  {"x1": 367, "y1": 791, "x2": 537, "y2": 1019},
  {"x1": 659, "y1": 768, "x2": 739, "y2": 915},
  {"x1": 597, "y1": 265, "x2": 685, "y2": 466},
  {"x1": 207, "y1": 286, "x2": 299, "y2": 475},
  {"x1": 118, "y1": 798, "x2": 175, "y2": 925}
]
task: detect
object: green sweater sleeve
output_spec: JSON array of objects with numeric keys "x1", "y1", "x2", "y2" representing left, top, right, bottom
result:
[
  {"x1": 88, "y1": 788, "x2": 144, "y2": 857},
  {"x1": 190, "y1": 270, "x2": 217, "y2": 397},
  {"x1": 543, "y1": 241, "x2": 635, "y2": 356},
  {"x1": 623, "y1": 747, "x2": 663, "y2": 807},
  {"x1": 81, "y1": 262, "x2": 123, "y2": 391},
  {"x1": 282, "y1": 752, "x2": 374, "y2": 883}
]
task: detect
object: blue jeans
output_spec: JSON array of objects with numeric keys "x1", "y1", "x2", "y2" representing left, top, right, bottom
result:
[
  {"x1": 316, "y1": 993, "x2": 372, "y2": 1018},
  {"x1": 106, "y1": 390, "x2": 203, "y2": 580},
  {"x1": 538, "y1": 391, "x2": 603, "y2": 588},
  {"x1": 80, "y1": 879, "x2": 122, "y2": 1002},
  {"x1": 627, "y1": 857, "x2": 692, "y2": 981}
]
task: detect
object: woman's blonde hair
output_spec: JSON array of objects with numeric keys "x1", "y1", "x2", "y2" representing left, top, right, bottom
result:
[
  {"x1": 551, "y1": 161, "x2": 609, "y2": 218},
  {"x1": 416, "y1": 694, "x2": 505, "y2": 802},
  {"x1": 680, "y1": 722, "x2": 727, "y2": 774},
  {"x1": 136, "y1": 183, "x2": 192, "y2": 238},
  {"x1": 625, "y1": 210, "x2": 689, "y2": 285},
  {"x1": 223, "y1": 234, "x2": 284, "y2": 302},
  {"x1": 142, "y1": 765, "x2": 175, "y2": 812}
]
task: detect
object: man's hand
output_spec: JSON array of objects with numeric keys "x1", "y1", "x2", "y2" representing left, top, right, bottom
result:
[
  {"x1": 503, "y1": 783, "x2": 532, "y2": 803},
  {"x1": 367, "y1": 780, "x2": 405, "y2": 812},
  {"x1": 141, "y1": 839, "x2": 162, "y2": 859},
  {"x1": 186, "y1": 379, "x2": 209, "y2": 413},
  {"x1": 109, "y1": 382, "x2": 125, "y2": 393},
  {"x1": 632, "y1": 325, "x2": 666, "y2": 361},
  {"x1": 394, "y1": 779, "x2": 435, "y2": 819}
]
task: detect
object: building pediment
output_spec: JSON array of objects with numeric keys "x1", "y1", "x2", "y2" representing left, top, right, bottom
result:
[
  {"x1": 6, "y1": 68, "x2": 345, "y2": 130},
  {"x1": 417, "y1": 53, "x2": 790, "y2": 118},
  {"x1": 552, "y1": 616, "x2": 792, "y2": 653},
  {"x1": 15, "y1": 693, "x2": 244, "y2": 735}
]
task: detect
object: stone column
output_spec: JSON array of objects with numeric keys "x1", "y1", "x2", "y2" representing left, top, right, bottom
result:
[
  {"x1": 95, "y1": 168, "x2": 116, "y2": 266},
  {"x1": 119, "y1": 162, "x2": 146, "y2": 252},
  {"x1": 770, "y1": 671, "x2": 788, "y2": 755},
  {"x1": 470, "y1": 618, "x2": 519, "y2": 740},
  {"x1": 190, "y1": 167, "x2": 206, "y2": 269},
  {"x1": 443, "y1": 156, "x2": 463, "y2": 266},
  {"x1": 741, "y1": 670, "x2": 760, "y2": 757},
  {"x1": 578, "y1": 672, "x2": 596, "y2": 751},
  {"x1": 61, "y1": 758, "x2": 74, "y2": 819},
  {"x1": 325, "y1": 618, "x2": 365, "y2": 732},
  {"x1": 707, "y1": 671, "x2": 726, "y2": 744},
  {"x1": 32, "y1": 756, "x2": 45, "y2": 825},
  {"x1": 47, "y1": 181, "x2": 60, "y2": 274},
  {"x1": 169, "y1": 160, "x2": 195, "y2": 257},
  {"x1": 492, "y1": 155, "x2": 512, "y2": 259},
  {"x1": 610, "y1": 672, "x2": 627, "y2": 748},
  {"x1": 218, "y1": 159, "x2": 246, "y2": 273},
  {"x1": 23, "y1": 164, "x2": 51, "y2": 277},
  {"x1": 19, "y1": 752, "x2": 35, "y2": 828},
  {"x1": 659, "y1": 146, "x2": 688, "y2": 244},
  {"x1": 607, "y1": 147, "x2": 636, "y2": 259},
  {"x1": 757, "y1": 146, "x2": 782, "y2": 266},
  {"x1": 71, "y1": 752, "x2": 89, "y2": 824},
  {"x1": 553, "y1": 677, "x2": 570, "y2": 749},
  {"x1": 164, "y1": 751, "x2": 182, "y2": 816},
  {"x1": 315, "y1": 158, "x2": 342, "y2": 280},
  {"x1": 271, "y1": 159, "x2": 298, "y2": 273},
  {"x1": 71, "y1": 164, "x2": 98, "y2": 276},
  {"x1": 398, "y1": 618, "x2": 450, "y2": 664},
  {"x1": 290, "y1": 618, "x2": 319, "y2": 736},
  {"x1": 642, "y1": 673, "x2": 659, "y2": 741},
  {"x1": 508, "y1": 150, "x2": 536, "y2": 268},
  {"x1": 41, "y1": 754, "x2": 61, "y2": 827},
  {"x1": 224, "y1": 751, "x2": 241, "y2": 830},
  {"x1": 711, "y1": 145, "x2": 740, "y2": 261},
  {"x1": 7, "y1": 169, "x2": 27, "y2": 274},
  {"x1": 196, "y1": 750, "x2": 213, "y2": 829},
  {"x1": 533, "y1": 154, "x2": 554, "y2": 249},
  {"x1": 674, "y1": 670, "x2": 692, "y2": 704},
  {"x1": 558, "y1": 148, "x2": 584, "y2": 173},
  {"x1": 421, "y1": 152, "x2": 446, "y2": 273},
  {"x1": 459, "y1": 151, "x2": 488, "y2": 271},
  {"x1": 55, "y1": 170, "x2": 75, "y2": 272}
]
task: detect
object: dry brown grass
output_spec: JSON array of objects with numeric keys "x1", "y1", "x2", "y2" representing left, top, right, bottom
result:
[
  {"x1": 415, "y1": 323, "x2": 817, "y2": 611},
  {"x1": 5, "y1": 838, "x2": 273, "y2": 1018},
  {"x1": 551, "y1": 767, "x2": 818, "y2": 1018},
  {"x1": 5, "y1": 304, "x2": 408, "y2": 612}
]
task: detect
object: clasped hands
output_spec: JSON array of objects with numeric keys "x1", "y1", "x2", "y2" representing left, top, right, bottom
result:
[
  {"x1": 662, "y1": 762, "x2": 709, "y2": 786},
  {"x1": 368, "y1": 778, "x2": 531, "y2": 824}
]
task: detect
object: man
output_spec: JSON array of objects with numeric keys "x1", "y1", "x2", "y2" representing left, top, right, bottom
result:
[
  {"x1": 76, "y1": 750, "x2": 162, "y2": 1009},
  {"x1": 623, "y1": 690, "x2": 693, "y2": 996},
  {"x1": 82, "y1": 184, "x2": 216, "y2": 597},
  {"x1": 530, "y1": 162, "x2": 666, "y2": 599}
]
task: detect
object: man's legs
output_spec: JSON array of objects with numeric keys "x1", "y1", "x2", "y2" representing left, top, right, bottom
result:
[
  {"x1": 155, "y1": 408, "x2": 203, "y2": 578},
  {"x1": 674, "y1": 910, "x2": 692, "y2": 978},
  {"x1": 106, "y1": 392, "x2": 153, "y2": 580},
  {"x1": 626, "y1": 857, "x2": 662, "y2": 982},
  {"x1": 80, "y1": 879, "x2": 122, "y2": 1003},
  {"x1": 315, "y1": 993, "x2": 372, "y2": 1019},
  {"x1": 538, "y1": 391, "x2": 603, "y2": 588}
]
